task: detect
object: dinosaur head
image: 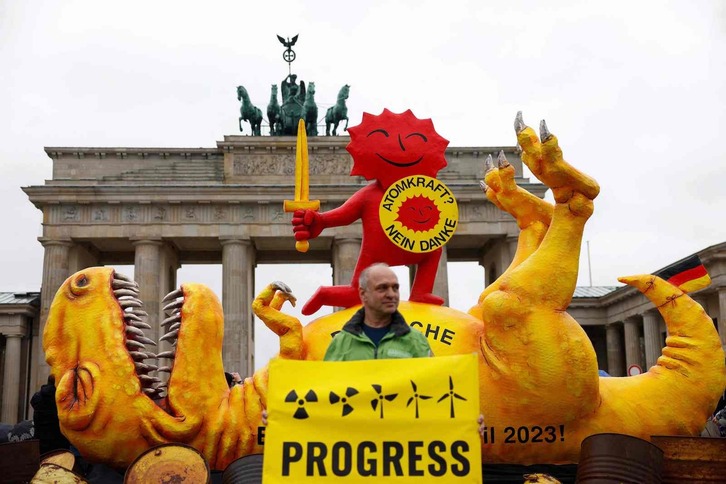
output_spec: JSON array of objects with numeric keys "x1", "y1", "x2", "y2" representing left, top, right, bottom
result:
[{"x1": 44, "y1": 267, "x2": 158, "y2": 397}]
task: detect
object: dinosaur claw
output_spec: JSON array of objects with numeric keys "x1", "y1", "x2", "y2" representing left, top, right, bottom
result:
[
  {"x1": 271, "y1": 281, "x2": 293, "y2": 294},
  {"x1": 484, "y1": 154, "x2": 495, "y2": 173},
  {"x1": 514, "y1": 111, "x2": 526, "y2": 134},
  {"x1": 539, "y1": 119, "x2": 552, "y2": 141},
  {"x1": 479, "y1": 180, "x2": 488, "y2": 193},
  {"x1": 497, "y1": 150, "x2": 510, "y2": 169}
]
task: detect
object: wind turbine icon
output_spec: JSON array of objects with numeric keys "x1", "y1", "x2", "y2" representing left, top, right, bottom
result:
[
  {"x1": 406, "y1": 380, "x2": 432, "y2": 418},
  {"x1": 437, "y1": 376, "x2": 467, "y2": 418},
  {"x1": 370, "y1": 384, "x2": 398, "y2": 419}
]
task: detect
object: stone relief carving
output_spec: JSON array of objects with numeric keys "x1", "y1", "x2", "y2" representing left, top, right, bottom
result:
[
  {"x1": 63, "y1": 206, "x2": 80, "y2": 221},
  {"x1": 232, "y1": 154, "x2": 351, "y2": 177},
  {"x1": 124, "y1": 207, "x2": 138, "y2": 222},
  {"x1": 154, "y1": 207, "x2": 167, "y2": 221},
  {"x1": 184, "y1": 208, "x2": 196, "y2": 220},
  {"x1": 93, "y1": 208, "x2": 108, "y2": 222},
  {"x1": 214, "y1": 207, "x2": 227, "y2": 221}
]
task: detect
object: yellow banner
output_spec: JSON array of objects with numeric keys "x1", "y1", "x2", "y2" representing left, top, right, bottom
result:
[{"x1": 263, "y1": 354, "x2": 482, "y2": 483}]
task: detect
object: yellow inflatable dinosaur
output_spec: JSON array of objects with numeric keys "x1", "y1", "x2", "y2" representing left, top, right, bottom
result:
[{"x1": 43, "y1": 113, "x2": 725, "y2": 470}]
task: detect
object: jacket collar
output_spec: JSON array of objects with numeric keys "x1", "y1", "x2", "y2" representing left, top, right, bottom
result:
[{"x1": 343, "y1": 307, "x2": 411, "y2": 337}]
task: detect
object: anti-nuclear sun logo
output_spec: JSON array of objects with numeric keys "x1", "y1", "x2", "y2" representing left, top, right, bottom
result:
[
  {"x1": 395, "y1": 195, "x2": 440, "y2": 232},
  {"x1": 379, "y1": 175, "x2": 458, "y2": 253}
]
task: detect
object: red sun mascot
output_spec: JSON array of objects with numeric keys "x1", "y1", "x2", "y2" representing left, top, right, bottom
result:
[{"x1": 293, "y1": 108, "x2": 450, "y2": 315}]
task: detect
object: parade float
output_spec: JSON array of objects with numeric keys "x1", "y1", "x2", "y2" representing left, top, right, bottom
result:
[{"x1": 40, "y1": 103, "x2": 726, "y2": 482}]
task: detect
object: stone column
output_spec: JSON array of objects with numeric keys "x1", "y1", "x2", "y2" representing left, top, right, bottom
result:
[
  {"x1": 2, "y1": 334, "x2": 24, "y2": 423},
  {"x1": 642, "y1": 310, "x2": 663, "y2": 369},
  {"x1": 605, "y1": 323, "x2": 625, "y2": 376},
  {"x1": 719, "y1": 288, "x2": 726, "y2": 350},
  {"x1": 623, "y1": 316, "x2": 643, "y2": 370},
  {"x1": 133, "y1": 239, "x2": 163, "y2": 343},
  {"x1": 37, "y1": 238, "x2": 73, "y2": 385},
  {"x1": 433, "y1": 246, "x2": 449, "y2": 306},
  {"x1": 221, "y1": 238, "x2": 253, "y2": 377},
  {"x1": 332, "y1": 238, "x2": 361, "y2": 286}
]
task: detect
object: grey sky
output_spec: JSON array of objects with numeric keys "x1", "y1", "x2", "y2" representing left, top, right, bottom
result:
[{"x1": 2, "y1": 0, "x2": 724, "y2": 369}]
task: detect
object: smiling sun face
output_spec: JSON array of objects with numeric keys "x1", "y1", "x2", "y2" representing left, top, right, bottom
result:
[
  {"x1": 396, "y1": 195, "x2": 440, "y2": 232},
  {"x1": 346, "y1": 109, "x2": 449, "y2": 189}
]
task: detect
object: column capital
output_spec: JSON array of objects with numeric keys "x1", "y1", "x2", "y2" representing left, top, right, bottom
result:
[
  {"x1": 220, "y1": 237, "x2": 252, "y2": 247},
  {"x1": 38, "y1": 237, "x2": 73, "y2": 248},
  {"x1": 131, "y1": 238, "x2": 164, "y2": 247},
  {"x1": 2, "y1": 332, "x2": 24, "y2": 339}
]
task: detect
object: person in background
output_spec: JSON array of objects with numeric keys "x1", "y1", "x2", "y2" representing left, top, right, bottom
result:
[{"x1": 31, "y1": 374, "x2": 70, "y2": 454}]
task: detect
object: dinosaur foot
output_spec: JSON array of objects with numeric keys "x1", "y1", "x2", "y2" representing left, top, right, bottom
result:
[
  {"x1": 515, "y1": 111, "x2": 600, "y2": 204},
  {"x1": 482, "y1": 151, "x2": 554, "y2": 229}
]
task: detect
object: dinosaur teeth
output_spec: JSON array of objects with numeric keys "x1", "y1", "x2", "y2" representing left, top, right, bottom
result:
[
  {"x1": 162, "y1": 288, "x2": 183, "y2": 303},
  {"x1": 126, "y1": 340, "x2": 146, "y2": 351},
  {"x1": 159, "y1": 329, "x2": 179, "y2": 344},
  {"x1": 118, "y1": 297, "x2": 143, "y2": 309},
  {"x1": 142, "y1": 387, "x2": 157, "y2": 395},
  {"x1": 167, "y1": 322, "x2": 181, "y2": 332},
  {"x1": 139, "y1": 375, "x2": 161, "y2": 384},
  {"x1": 127, "y1": 319, "x2": 153, "y2": 330},
  {"x1": 112, "y1": 278, "x2": 139, "y2": 290},
  {"x1": 132, "y1": 309, "x2": 149, "y2": 319},
  {"x1": 113, "y1": 272, "x2": 134, "y2": 283},
  {"x1": 134, "y1": 335, "x2": 157, "y2": 346},
  {"x1": 129, "y1": 351, "x2": 152, "y2": 361},
  {"x1": 157, "y1": 366, "x2": 172, "y2": 373},
  {"x1": 113, "y1": 288, "x2": 140, "y2": 298},
  {"x1": 161, "y1": 313, "x2": 181, "y2": 327},
  {"x1": 156, "y1": 350, "x2": 176, "y2": 359},
  {"x1": 125, "y1": 326, "x2": 145, "y2": 337},
  {"x1": 124, "y1": 312, "x2": 143, "y2": 322},
  {"x1": 163, "y1": 299, "x2": 184, "y2": 313},
  {"x1": 134, "y1": 362, "x2": 158, "y2": 373}
]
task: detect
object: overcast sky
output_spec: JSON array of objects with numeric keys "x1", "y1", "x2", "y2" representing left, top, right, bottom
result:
[{"x1": 2, "y1": 0, "x2": 725, "y2": 369}]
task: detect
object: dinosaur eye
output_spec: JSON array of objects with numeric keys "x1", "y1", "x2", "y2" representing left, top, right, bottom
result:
[{"x1": 76, "y1": 275, "x2": 89, "y2": 287}]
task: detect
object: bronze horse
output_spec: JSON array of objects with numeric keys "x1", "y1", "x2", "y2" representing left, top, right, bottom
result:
[
  {"x1": 303, "y1": 82, "x2": 318, "y2": 136},
  {"x1": 325, "y1": 84, "x2": 350, "y2": 136},
  {"x1": 236, "y1": 85, "x2": 262, "y2": 136},
  {"x1": 267, "y1": 85, "x2": 282, "y2": 136}
]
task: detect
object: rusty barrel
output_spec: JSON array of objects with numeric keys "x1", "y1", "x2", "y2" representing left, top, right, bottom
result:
[
  {"x1": 651, "y1": 435, "x2": 726, "y2": 482},
  {"x1": 576, "y1": 433, "x2": 664, "y2": 483},
  {"x1": 221, "y1": 454, "x2": 264, "y2": 484},
  {"x1": 31, "y1": 462, "x2": 88, "y2": 483},
  {"x1": 124, "y1": 443, "x2": 210, "y2": 483}
]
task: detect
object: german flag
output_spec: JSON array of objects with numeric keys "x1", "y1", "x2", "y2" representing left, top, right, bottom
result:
[{"x1": 655, "y1": 255, "x2": 710, "y2": 293}]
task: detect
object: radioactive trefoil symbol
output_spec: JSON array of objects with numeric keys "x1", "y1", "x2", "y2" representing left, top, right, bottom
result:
[
  {"x1": 329, "y1": 387, "x2": 359, "y2": 416},
  {"x1": 285, "y1": 389, "x2": 318, "y2": 419}
]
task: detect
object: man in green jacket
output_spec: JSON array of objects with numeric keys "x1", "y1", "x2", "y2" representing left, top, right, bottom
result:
[{"x1": 324, "y1": 263, "x2": 432, "y2": 361}]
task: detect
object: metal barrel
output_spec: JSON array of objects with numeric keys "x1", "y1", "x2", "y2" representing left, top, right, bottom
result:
[
  {"x1": 124, "y1": 443, "x2": 210, "y2": 484},
  {"x1": 221, "y1": 454, "x2": 264, "y2": 484},
  {"x1": 651, "y1": 435, "x2": 726, "y2": 483},
  {"x1": 576, "y1": 433, "x2": 664, "y2": 484}
]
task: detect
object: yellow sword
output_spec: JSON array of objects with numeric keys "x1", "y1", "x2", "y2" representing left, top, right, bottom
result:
[{"x1": 283, "y1": 119, "x2": 320, "y2": 253}]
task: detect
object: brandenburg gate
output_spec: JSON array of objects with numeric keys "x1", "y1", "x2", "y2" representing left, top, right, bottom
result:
[{"x1": 23, "y1": 135, "x2": 535, "y2": 391}]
